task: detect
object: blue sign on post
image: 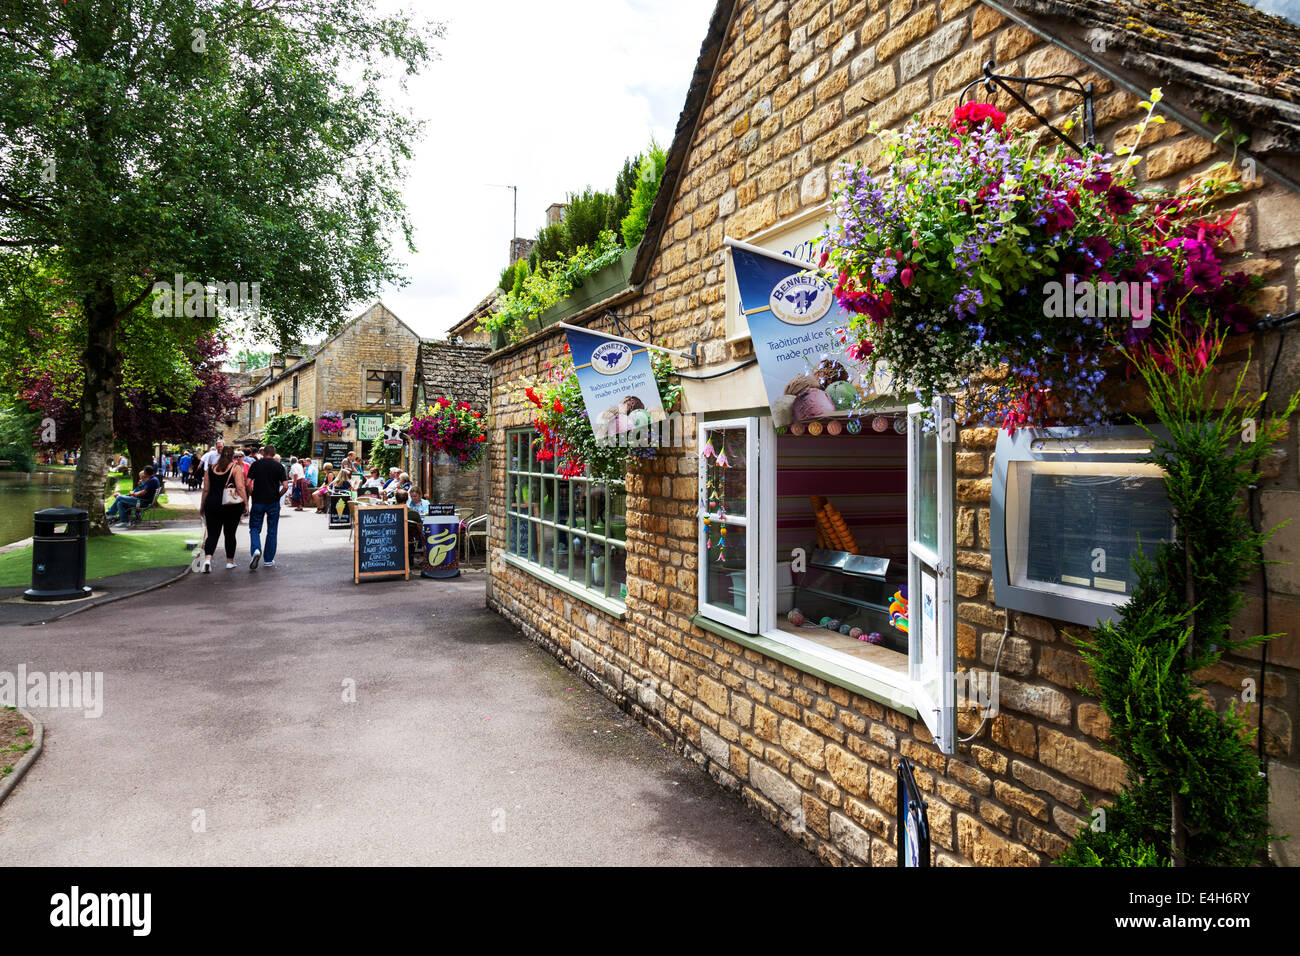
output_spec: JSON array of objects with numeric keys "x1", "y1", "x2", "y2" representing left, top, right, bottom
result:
[{"x1": 564, "y1": 327, "x2": 665, "y2": 442}]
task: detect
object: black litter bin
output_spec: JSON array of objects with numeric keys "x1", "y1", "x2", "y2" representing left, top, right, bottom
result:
[{"x1": 23, "y1": 507, "x2": 92, "y2": 602}]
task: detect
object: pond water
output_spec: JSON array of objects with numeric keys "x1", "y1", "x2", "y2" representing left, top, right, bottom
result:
[{"x1": 0, "y1": 472, "x2": 75, "y2": 546}]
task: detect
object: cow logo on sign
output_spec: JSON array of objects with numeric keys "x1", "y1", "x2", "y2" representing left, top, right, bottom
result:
[
  {"x1": 590, "y1": 341, "x2": 634, "y2": 376},
  {"x1": 383, "y1": 424, "x2": 404, "y2": 447},
  {"x1": 770, "y1": 273, "x2": 832, "y2": 325}
]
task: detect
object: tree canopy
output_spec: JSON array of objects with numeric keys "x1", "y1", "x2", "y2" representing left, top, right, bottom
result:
[{"x1": 0, "y1": 0, "x2": 441, "y2": 528}]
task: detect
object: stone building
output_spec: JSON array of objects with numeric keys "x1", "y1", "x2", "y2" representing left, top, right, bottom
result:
[
  {"x1": 409, "y1": 337, "x2": 493, "y2": 516},
  {"x1": 233, "y1": 302, "x2": 420, "y2": 462},
  {"x1": 482, "y1": 0, "x2": 1300, "y2": 866}
]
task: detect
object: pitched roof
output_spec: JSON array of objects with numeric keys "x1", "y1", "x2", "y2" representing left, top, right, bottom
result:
[
  {"x1": 446, "y1": 288, "x2": 500, "y2": 338},
  {"x1": 1008, "y1": 0, "x2": 1300, "y2": 151}
]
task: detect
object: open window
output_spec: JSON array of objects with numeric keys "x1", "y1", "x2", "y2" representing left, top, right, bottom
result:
[
  {"x1": 697, "y1": 401, "x2": 959, "y2": 752},
  {"x1": 907, "y1": 398, "x2": 956, "y2": 752},
  {"x1": 698, "y1": 418, "x2": 759, "y2": 631}
]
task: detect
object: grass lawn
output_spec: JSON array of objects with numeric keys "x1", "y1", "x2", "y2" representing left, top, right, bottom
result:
[{"x1": 0, "y1": 532, "x2": 192, "y2": 587}]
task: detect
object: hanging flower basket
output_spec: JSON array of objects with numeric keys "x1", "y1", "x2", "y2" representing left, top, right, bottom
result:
[
  {"x1": 317, "y1": 412, "x2": 346, "y2": 437},
  {"x1": 408, "y1": 399, "x2": 487, "y2": 470},
  {"x1": 522, "y1": 344, "x2": 682, "y2": 482},
  {"x1": 824, "y1": 91, "x2": 1259, "y2": 429}
]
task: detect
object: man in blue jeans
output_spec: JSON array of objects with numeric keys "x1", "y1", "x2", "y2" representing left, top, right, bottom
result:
[{"x1": 245, "y1": 443, "x2": 289, "y2": 570}]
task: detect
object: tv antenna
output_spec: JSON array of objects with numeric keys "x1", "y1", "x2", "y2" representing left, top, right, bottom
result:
[{"x1": 487, "y1": 183, "x2": 518, "y2": 241}]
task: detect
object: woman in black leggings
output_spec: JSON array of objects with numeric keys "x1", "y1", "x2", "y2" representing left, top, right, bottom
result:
[{"x1": 200, "y1": 446, "x2": 248, "y2": 572}]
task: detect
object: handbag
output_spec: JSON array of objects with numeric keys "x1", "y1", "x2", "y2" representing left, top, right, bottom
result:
[{"x1": 221, "y1": 469, "x2": 242, "y2": 506}]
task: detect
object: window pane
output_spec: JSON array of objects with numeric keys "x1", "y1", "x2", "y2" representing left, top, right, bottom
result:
[
  {"x1": 589, "y1": 538, "x2": 608, "y2": 591},
  {"x1": 916, "y1": 425, "x2": 938, "y2": 553},
  {"x1": 609, "y1": 545, "x2": 627, "y2": 601},
  {"x1": 704, "y1": 427, "x2": 748, "y2": 516},
  {"x1": 589, "y1": 483, "x2": 611, "y2": 537},
  {"x1": 609, "y1": 486, "x2": 627, "y2": 540},
  {"x1": 703, "y1": 521, "x2": 748, "y2": 614},
  {"x1": 544, "y1": 478, "x2": 557, "y2": 524},
  {"x1": 570, "y1": 534, "x2": 587, "y2": 585}
]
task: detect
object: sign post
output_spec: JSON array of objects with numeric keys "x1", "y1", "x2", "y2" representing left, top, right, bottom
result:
[{"x1": 353, "y1": 503, "x2": 410, "y2": 584}]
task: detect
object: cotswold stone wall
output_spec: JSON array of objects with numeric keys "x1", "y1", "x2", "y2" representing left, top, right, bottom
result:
[
  {"x1": 311, "y1": 302, "x2": 420, "y2": 449},
  {"x1": 415, "y1": 341, "x2": 492, "y2": 512},
  {"x1": 485, "y1": 0, "x2": 1300, "y2": 865}
]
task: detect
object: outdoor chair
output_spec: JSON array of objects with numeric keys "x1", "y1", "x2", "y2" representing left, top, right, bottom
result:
[{"x1": 464, "y1": 513, "x2": 487, "y2": 557}]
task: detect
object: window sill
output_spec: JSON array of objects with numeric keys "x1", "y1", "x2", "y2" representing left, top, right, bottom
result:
[
  {"x1": 690, "y1": 614, "x2": 919, "y2": 719},
  {"x1": 502, "y1": 553, "x2": 626, "y2": 620}
]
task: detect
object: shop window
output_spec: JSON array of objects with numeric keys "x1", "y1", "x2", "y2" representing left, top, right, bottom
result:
[
  {"x1": 697, "y1": 400, "x2": 957, "y2": 751},
  {"x1": 505, "y1": 428, "x2": 627, "y2": 604},
  {"x1": 697, "y1": 419, "x2": 759, "y2": 631}
]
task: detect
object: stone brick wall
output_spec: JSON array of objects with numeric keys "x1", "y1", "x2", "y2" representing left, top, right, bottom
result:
[
  {"x1": 414, "y1": 340, "x2": 492, "y2": 513},
  {"x1": 484, "y1": 0, "x2": 1300, "y2": 865},
  {"x1": 310, "y1": 302, "x2": 420, "y2": 448}
]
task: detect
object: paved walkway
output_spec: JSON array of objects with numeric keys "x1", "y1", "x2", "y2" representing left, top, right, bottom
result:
[{"x1": 0, "y1": 490, "x2": 813, "y2": 865}]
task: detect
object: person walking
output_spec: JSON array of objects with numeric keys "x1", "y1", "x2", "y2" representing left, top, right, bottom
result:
[
  {"x1": 199, "y1": 446, "x2": 247, "y2": 572},
  {"x1": 246, "y1": 443, "x2": 288, "y2": 570}
]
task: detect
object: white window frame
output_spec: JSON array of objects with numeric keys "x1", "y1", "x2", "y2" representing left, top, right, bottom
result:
[
  {"x1": 697, "y1": 417, "x2": 759, "y2": 632},
  {"x1": 906, "y1": 398, "x2": 956, "y2": 752},
  {"x1": 700, "y1": 406, "x2": 958, "y2": 752}
]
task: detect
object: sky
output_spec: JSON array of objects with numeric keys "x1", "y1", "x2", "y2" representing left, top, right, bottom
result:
[{"x1": 346, "y1": 0, "x2": 717, "y2": 341}]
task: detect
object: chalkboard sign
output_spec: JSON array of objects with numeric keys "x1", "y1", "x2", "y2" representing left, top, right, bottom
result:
[
  {"x1": 322, "y1": 440, "x2": 353, "y2": 467},
  {"x1": 354, "y1": 503, "x2": 410, "y2": 583},
  {"x1": 327, "y1": 493, "x2": 352, "y2": 529}
]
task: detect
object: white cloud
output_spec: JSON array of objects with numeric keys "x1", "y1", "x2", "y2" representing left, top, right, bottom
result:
[{"x1": 360, "y1": 0, "x2": 715, "y2": 339}]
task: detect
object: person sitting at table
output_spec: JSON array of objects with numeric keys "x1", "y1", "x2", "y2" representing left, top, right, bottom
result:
[
  {"x1": 311, "y1": 463, "x2": 339, "y2": 512},
  {"x1": 407, "y1": 486, "x2": 429, "y2": 516},
  {"x1": 360, "y1": 467, "x2": 384, "y2": 496},
  {"x1": 106, "y1": 465, "x2": 161, "y2": 525}
]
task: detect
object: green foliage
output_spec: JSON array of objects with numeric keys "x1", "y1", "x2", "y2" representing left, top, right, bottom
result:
[
  {"x1": 1061, "y1": 323, "x2": 1300, "y2": 866},
  {"x1": 0, "y1": 1, "x2": 441, "y2": 518},
  {"x1": 233, "y1": 349, "x2": 272, "y2": 370},
  {"x1": 499, "y1": 259, "x2": 528, "y2": 293},
  {"x1": 564, "y1": 188, "x2": 617, "y2": 253},
  {"x1": 621, "y1": 142, "x2": 668, "y2": 247},
  {"x1": 263, "y1": 413, "x2": 314, "y2": 458},
  {"x1": 482, "y1": 231, "x2": 623, "y2": 343},
  {"x1": 0, "y1": 402, "x2": 40, "y2": 471},
  {"x1": 611, "y1": 154, "x2": 642, "y2": 244},
  {"x1": 365, "y1": 413, "x2": 409, "y2": 476}
]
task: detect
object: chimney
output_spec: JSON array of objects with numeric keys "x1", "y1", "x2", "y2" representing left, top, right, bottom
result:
[
  {"x1": 237, "y1": 360, "x2": 247, "y2": 372},
  {"x1": 545, "y1": 202, "x2": 567, "y2": 227},
  {"x1": 509, "y1": 237, "x2": 535, "y2": 265}
]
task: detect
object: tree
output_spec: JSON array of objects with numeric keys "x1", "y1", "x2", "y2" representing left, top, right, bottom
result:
[
  {"x1": 264, "y1": 413, "x2": 313, "y2": 458},
  {"x1": 19, "y1": 333, "x2": 245, "y2": 481},
  {"x1": 611, "y1": 154, "x2": 642, "y2": 244},
  {"x1": 621, "y1": 142, "x2": 668, "y2": 246},
  {"x1": 232, "y1": 349, "x2": 271, "y2": 371},
  {"x1": 1060, "y1": 326, "x2": 1300, "y2": 866},
  {"x1": 0, "y1": 1, "x2": 440, "y2": 531}
]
